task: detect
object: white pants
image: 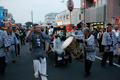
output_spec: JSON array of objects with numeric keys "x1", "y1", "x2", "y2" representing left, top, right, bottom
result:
[
  {"x1": 114, "y1": 43, "x2": 119, "y2": 55},
  {"x1": 33, "y1": 58, "x2": 47, "y2": 76}
]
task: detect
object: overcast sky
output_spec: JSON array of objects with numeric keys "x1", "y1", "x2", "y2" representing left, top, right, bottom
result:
[{"x1": 0, "y1": 0, "x2": 81, "y2": 24}]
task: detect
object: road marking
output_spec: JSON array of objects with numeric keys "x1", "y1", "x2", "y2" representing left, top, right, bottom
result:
[{"x1": 95, "y1": 56, "x2": 120, "y2": 68}]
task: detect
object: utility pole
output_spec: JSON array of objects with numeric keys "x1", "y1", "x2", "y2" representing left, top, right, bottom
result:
[
  {"x1": 31, "y1": 11, "x2": 33, "y2": 25},
  {"x1": 84, "y1": 0, "x2": 86, "y2": 27}
]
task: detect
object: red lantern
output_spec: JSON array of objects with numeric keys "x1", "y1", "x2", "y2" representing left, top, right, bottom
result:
[
  {"x1": 67, "y1": 0, "x2": 74, "y2": 12},
  {"x1": 94, "y1": 0, "x2": 97, "y2": 3}
]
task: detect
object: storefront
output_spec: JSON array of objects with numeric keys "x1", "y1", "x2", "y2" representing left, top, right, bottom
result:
[{"x1": 89, "y1": 22, "x2": 104, "y2": 30}]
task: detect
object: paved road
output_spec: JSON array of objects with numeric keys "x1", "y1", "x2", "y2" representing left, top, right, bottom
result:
[{"x1": 0, "y1": 44, "x2": 120, "y2": 80}]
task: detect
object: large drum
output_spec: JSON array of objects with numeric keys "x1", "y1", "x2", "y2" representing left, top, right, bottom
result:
[{"x1": 61, "y1": 36, "x2": 84, "y2": 58}]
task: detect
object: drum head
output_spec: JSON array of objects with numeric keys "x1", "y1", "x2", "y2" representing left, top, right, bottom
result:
[{"x1": 61, "y1": 36, "x2": 74, "y2": 49}]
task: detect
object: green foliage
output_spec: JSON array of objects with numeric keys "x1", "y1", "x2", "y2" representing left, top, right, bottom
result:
[{"x1": 25, "y1": 22, "x2": 33, "y2": 26}]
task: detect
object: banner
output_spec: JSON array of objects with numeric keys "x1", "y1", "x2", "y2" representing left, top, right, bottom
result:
[{"x1": 112, "y1": 17, "x2": 120, "y2": 25}]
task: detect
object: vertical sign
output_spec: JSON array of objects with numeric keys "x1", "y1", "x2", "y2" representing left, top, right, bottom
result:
[{"x1": 0, "y1": 9, "x2": 4, "y2": 26}]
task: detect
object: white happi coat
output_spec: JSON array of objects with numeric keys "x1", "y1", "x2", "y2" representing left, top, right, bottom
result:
[
  {"x1": 102, "y1": 31, "x2": 117, "y2": 52},
  {"x1": 112, "y1": 30, "x2": 120, "y2": 55},
  {"x1": 84, "y1": 35, "x2": 96, "y2": 61}
]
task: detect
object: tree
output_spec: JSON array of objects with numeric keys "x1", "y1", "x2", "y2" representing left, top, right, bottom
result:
[
  {"x1": 25, "y1": 22, "x2": 33, "y2": 29},
  {"x1": 25, "y1": 22, "x2": 33, "y2": 26}
]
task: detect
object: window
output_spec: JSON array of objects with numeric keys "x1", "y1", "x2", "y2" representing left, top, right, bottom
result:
[
  {"x1": 98, "y1": 0, "x2": 101, "y2": 7},
  {"x1": 101, "y1": 0, "x2": 106, "y2": 5},
  {"x1": 95, "y1": 0, "x2": 106, "y2": 7}
]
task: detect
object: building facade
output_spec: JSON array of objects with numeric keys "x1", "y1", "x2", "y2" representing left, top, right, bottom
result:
[
  {"x1": 8, "y1": 13, "x2": 13, "y2": 20},
  {"x1": 0, "y1": 6, "x2": 15, "y2": 27},
  {"x1": 45, "y1": 13, "x2": 58, "y2": 26},
  {"x1": 56, "y1": 8, "x2": 81, "y2": 27},
  {"x1": 3, "y1": 9, "x2": 8, "y2": 21},
  {"x1": 81, "y1": 0, "x2": 120, "y2": 29}
]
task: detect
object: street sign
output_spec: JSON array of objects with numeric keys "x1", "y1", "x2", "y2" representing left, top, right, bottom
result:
[
  {"x1": 81, "y1": 8, "x2": 84, "y2": 12},
  {"x1": 67, "y1": 0, "x2": 74, "y2": 12}
]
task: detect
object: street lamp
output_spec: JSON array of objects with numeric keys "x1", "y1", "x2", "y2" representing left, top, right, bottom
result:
[
  {"x1": 94, "y1": 0, "x2": 97, "y2": 3},
  {"x1": 71, "y1": 13, "x2": 73, "y2": 16},
  {"x1": 75, "y1": 9, "x2": 78, "y2": 12},
  {"x1": 82, "y1": 2, "x2": 85, "y2": 6}
]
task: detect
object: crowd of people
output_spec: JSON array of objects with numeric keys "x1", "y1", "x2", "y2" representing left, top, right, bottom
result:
[
  {"x1": 0, "y1": 26, "x2": 26, "y2": 75},
  {"x1": 70, "y1": 22, "x2": 120, "y2": 78},
  {"x1": 92, "y1": 24, "x2": 120, "y2": 66},
  {"x1": 0, "y1": 22, "x2": 120, "y2": 80}
]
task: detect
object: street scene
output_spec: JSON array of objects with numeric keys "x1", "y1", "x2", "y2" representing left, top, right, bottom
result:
[{"x1": 0, "y1": 0, "x2": 120, "y2": 80}]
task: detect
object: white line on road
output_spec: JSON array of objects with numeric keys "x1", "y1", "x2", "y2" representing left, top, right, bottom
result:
[{"x1": 95, "y1": 56, "x2": 120, "y2": 68}]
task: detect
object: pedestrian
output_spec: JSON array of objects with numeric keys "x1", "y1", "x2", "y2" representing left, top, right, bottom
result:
[
  {"x1": 73, "y1": 22, "x2": 84, "y2": 62},
  {"x1": 40, "y1": 26, "x2": 46, "y2": 50},
  {"x1": 71, "y1": 26, "x2": 75, "y2": 36},
  {"x1": 96, "y1": 27, "x2": 100, "y2": 32},
  {"x1": 20, "y1": 29, "x2": 26, "y2": 45},
  {"x1": 101, "y1": 23, "x2": 117, "y2": 68},
  {"x1": 13, "y1": 27, "x2": 21, "y2": 57},
  {"x1": 49, "y1": 26, "x2": 54, "y2": 36},
  {"x1": 53, "y1": 34, "x2": 65, "y2": 65},
  {"x1": 45, "y1": 27, "x2": 49, "y2": 35},
  {"x1": 93, "y1": 28, "x2": 99, "y2": 47},
  {"x1": 0, "y1": 26, "x2": 9, "y2": 75},
  {"x1": 40, "y1": 26, "x2": 45, "y2": 34},
  {"x1": 112, "y1": 25, "x2": 120, "y2": 57},
  {"x1": 83, "y1": 27, "x2": 96, "y2": 78},
  {"x1": 103, "y1": 28, "x2": 106, "y2": 32},
  {"x1": 26, "y1": 28, "x2": 32, "y2": 53},
  {"x1": 6, "y1": 27, "x2": 19, "y2": 63},
  {"x1": 97, "y1": 28, "x2": 104, "y2": 55},
  {"x1": 77, "y1": 27, "x2": 96, "y2": 78},
  {"x1": 27, "y1": 24, "x2": 52, "y2": 79}
]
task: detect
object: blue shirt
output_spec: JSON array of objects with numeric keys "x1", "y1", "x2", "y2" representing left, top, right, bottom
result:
[
  {"x1": 102, "y1": 31, "x2": 117, "y2": 52},
  {"x1": 28, "y1": 31, "x2": 51, "y2": 58},
  {"x1": 0, "y1": 30, "x2": 10, "y2": 57},
  {"x1": 7, "y1": 32, "x2": 19, "y2": 51}
]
